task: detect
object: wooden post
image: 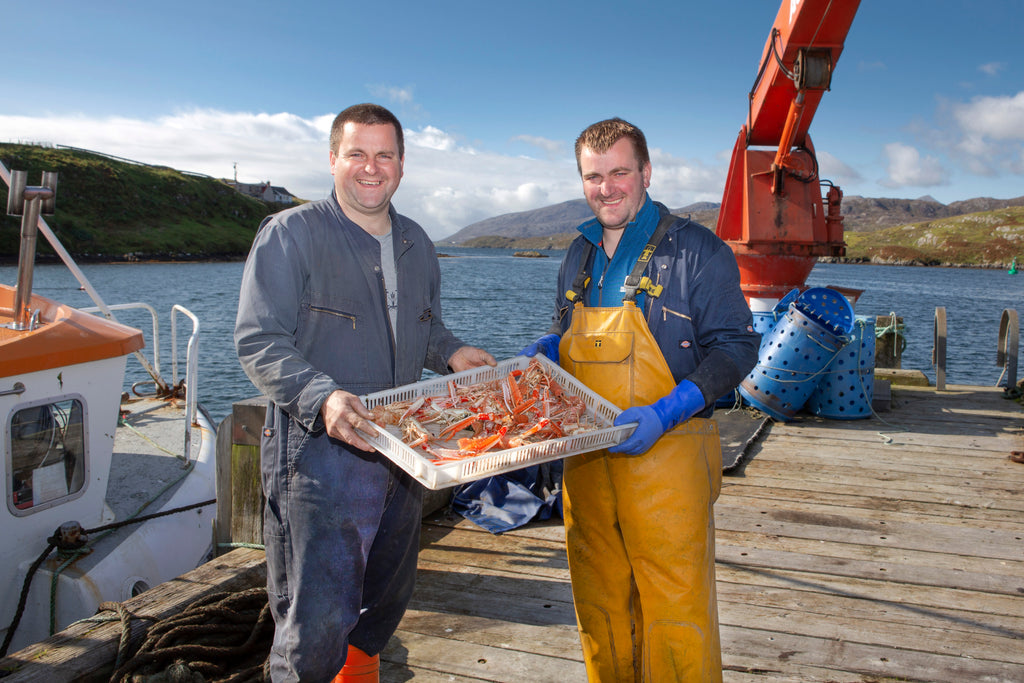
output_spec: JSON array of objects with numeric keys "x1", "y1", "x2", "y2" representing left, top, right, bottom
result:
[
  {"x1": 874, "y1": 315, "x2": 905, "y2": 369},
  {"x1": 213, "y1": 396, "x2": 452, "y2": 552},
  {"x1": 214, "y1": 396, "x2": 266, "y2": 556}
]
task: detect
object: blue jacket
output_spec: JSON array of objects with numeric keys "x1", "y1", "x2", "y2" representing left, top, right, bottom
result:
[{"x1": 551, "y1": 199, "x2": 759, "y2": 412}]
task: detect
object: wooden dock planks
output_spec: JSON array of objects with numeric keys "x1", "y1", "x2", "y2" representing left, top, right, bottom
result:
[
  {"x1": 2, "y1": 383, "x2": 1021, "y2": 682},
  {"x1": 389, "y1": 383, "x2": 1024, "y2": 682}
]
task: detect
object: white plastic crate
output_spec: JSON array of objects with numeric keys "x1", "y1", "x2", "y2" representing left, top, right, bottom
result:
[{"x1": 359, "y1": 354, "x2": 633, "y2": 490}]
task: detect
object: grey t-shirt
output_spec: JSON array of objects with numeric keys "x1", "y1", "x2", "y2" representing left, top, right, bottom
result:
[{"x1": 375, "y1": 230, "x2": 398, "y2": 341}]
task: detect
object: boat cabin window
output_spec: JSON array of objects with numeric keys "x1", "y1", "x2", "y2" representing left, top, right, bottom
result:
[{"x1": 7, "y1": 398, "x2": 86, "y2": 514}]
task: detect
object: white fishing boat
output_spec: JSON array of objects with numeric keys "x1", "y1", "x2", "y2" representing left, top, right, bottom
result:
[{"x1": 0, "y1": 162, "x2": 217, "y2": 655}]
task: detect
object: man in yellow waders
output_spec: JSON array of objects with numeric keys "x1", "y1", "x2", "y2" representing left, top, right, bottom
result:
[{"x1": 523, "y1": 118, "x2": 759, "y2": 681}]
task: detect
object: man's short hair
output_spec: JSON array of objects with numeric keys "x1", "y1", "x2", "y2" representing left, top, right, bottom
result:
[
  {"x1": 329, "y1": 104, "x2": 404, "y2": 159},
  {"x1": 574, "y1": 117, "x2": 650, "y2": 175}
]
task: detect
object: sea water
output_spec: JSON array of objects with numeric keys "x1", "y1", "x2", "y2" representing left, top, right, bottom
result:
[{"x1": 2, "y1": 253, "x2": 1022, "y2": 424}]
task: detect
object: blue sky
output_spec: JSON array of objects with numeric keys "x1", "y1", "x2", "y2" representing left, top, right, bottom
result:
[{"x1": 2, "y1": 0, "x2": 1022, "y2": 240}]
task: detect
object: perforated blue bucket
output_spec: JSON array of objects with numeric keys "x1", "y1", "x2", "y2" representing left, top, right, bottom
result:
[
  {"x1": 793, "y1": 287, "x2": 855, "y2": 336},
  {"x1": 716, "y1": 292, "x2": 800, "y2": 408},
  {"x1": 739, "y1": 288, "x2": 854, "y2": 421},
  {"x1": 805, "y1": 315, "x2": 875, "y2": 419},
  {"x1": 716, "y1": 309, "x2": 788, "y2": 408}
]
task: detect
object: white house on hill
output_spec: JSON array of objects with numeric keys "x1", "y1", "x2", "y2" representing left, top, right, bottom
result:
[{"x1": 225, "y1": 180, "x2": 297, "y2": 204}]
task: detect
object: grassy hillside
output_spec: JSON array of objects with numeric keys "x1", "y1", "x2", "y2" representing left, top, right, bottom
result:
[
  {"x1": 842, "y1": 206, "x2": 1024, "y2": 267},
  {"x1": 0, "y1": 144, "x2": 276, "y2": 261}
]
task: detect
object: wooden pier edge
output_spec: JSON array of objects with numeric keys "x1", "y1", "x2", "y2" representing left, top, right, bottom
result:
[
  {"x1": 0, "y1": 548, "x2": 266, "y2": 682},
  {"x1": 5, "y1": 383, "x2": 1021, "y2": 682}
]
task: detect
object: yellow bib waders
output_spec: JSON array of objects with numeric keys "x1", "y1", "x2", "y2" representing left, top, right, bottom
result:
[{"x1": 559, "y1": 301, "x2": 723, "y2": 682}]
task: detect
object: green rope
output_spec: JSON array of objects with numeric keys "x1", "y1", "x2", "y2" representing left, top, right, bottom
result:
[
  {"x1": 117, "y1": 413, "x2": 186, "y2": 461},
  {"x1": 842, "y1": 317, "x2": 910, "y2": 442},
  {"x1": 217, "y1": 542, "x2": 266, "y2": 551},
  {"x1": 874, "y1": 311, "x2": 908, "y2": 355}
]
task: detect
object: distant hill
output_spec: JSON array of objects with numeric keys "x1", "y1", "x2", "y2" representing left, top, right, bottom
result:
[
  {"x1": 840, "y1": 205, "x2": 1024, "y2": 268},
  {"x1": 439, "y1": 199, "x2": 594, "y2": 245},
  {"x1": 841, "y1": 195, "x2": 1024, "y2": 232},
  {"x1": 439, "y1": 193, "x2": 1024, "y2": 258},
  {"x1": 439, "y1": 199, "x2": 721, "y2": 249},
  {"x1": 0, "y1": 143, "x2": 279, "y2": 262},
  {"x1": 4, "y1": 141, "x2": 1022, "y2": 268}
]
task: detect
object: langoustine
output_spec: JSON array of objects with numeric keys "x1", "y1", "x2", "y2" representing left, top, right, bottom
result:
[{"x1": 370, "y1": 358, "x2": 601, "y2": 462}]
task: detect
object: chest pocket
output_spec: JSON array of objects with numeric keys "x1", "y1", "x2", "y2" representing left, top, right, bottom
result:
[{"x1": 563, "y1": 331, "x2": 636, "y2": 409}]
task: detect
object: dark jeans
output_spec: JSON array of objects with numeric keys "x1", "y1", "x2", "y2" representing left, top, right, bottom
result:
[{"x1": 262, "y1": 406, "x2": 423, "y2": 682}]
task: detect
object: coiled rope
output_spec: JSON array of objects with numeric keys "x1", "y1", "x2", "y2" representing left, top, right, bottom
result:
[{"x1": 102, "y1": 586, "x2": 273, "y2": 683}]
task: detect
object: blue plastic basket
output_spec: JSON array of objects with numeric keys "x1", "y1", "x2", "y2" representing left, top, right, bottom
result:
[
  {"x1": 793, "y1": 287, "x2": 855, "y2": 336},
  {"x1": 715, "y1": 290, "x2": 799, "y2": 409},
  {"x1": 805, "y1": 316, "x2": 876, "y2": 419},
  {"x1": 739, "y1": 288, "x2": 854, "y2": 421}
]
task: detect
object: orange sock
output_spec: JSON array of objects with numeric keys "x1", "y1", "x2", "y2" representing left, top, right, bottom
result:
[{"x1": 332, "y1": 644, "x2": 379, "y2": 683}]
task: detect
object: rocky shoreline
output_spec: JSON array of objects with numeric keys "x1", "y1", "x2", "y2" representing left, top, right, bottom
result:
[
  {"x1": 3, "y1": 250, "x2": 1014, "y2": 271},
  {"x1": 820, "y1": 256, "x2": 1018, "y2": 269}
]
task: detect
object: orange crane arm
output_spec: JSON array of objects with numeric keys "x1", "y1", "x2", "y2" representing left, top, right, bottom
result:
[
  {"x1": 747, "y1": 0, "x2": 860, "y2": 148},
  {"x1": 716, "y1": 0, "x2": 860, "y2": 305}
]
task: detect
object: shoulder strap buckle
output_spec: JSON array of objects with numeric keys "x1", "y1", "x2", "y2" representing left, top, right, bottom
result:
[
  {"x1": 622, "y1": 213, "x2": 678, "y2": 303},
  {"x1": 566, "y1": 242, "x2": 595, "y2": 304}
]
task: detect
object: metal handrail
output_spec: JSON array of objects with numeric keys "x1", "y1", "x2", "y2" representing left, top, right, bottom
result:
[
  {"x1": 78, "y1": 302, "x2": 162, "y2": 378},
  {"x1": 80, "y1": 301, "x2": 200, "y2": 464},
  {"x1": 933, "y1": 307, "x2": 946, "y2": 391},
  {"x1": 5, "y1": 169, "x2": 56, "y2": 331},
  {"x1": 997, "y1": 309, "x2": 1019, "y2": 389},
  {"x1": 171, "y1": 305, "x2": 201, "y2": 464},
  {"x1": 0, "y1": 382, "x2": 26, "y2": 398}
]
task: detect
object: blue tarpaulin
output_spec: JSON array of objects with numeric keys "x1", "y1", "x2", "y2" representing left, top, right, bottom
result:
[{"x1": 451, "y1": 461, "x2": 563, "y2": 534}]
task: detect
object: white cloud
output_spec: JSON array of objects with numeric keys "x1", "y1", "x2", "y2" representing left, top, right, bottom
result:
[
  {"x1": 397, "y1": 145, "x2": 579, "y2": 237},
  {"x1": 948, "y1": 91, "x2": 1024, "y2": 175},
  {"x1": 0, "y1": 109, "x2": 584, "y2": 239},
  {"x1": 857, "y1": 60, "x2": 887, "y2": 73},
  {"x1": 880, "y1": 142, "x2": 949, "y2": 188},
  {"x1": 953, "y1": 91, "x2": 1024, "y2": 141},
  {"x1": 368, "y1": 84, "x2": 414, "y2": 105},
  {"x1": 979, "y1": 62, "x2": 1005, "y2": 76},
  {"x1": 647, "y1": 148, "x2": 725, "y2": 206},
  {"x1": 0, "y1": 108, "x2": 739, "y2": 239},
  {"x1": 407, "y1": 126, "x2": 461, "y2": 152},
  {"x1": 816, "y1": 149, "x2": 864, "y2": 187},
  {"x1": 510, "y1": 135, "x2": 565, "y2": 159}
]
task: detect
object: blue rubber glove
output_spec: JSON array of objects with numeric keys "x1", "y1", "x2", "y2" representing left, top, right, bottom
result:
[
  {"x1": 519, "y1": 333, "x2": 560, "y2": 364},
  {"x1": 611, "y1": 379, "x2": 705, "y2": 455}
]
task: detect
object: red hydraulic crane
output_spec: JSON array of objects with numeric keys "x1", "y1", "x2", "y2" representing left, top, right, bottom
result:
[{"x1": 716, "y1": 0, "x2": 860, "y2": 308}]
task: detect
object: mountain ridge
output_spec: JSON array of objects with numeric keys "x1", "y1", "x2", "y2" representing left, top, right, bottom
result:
[
  {"x1": 2, "y1": 142, "x2": 1021, "y2": 268},
  {"x1": 440, "y1": 194, "x2": 1024, "y2": 246}
]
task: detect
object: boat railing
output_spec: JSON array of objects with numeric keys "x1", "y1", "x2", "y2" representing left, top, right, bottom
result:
[
  {"x1": 933, "y1": 306, "x2": 1021, "y2": 392},
  {"x1": 933, "y1": 307, "x2": 947, "y2": 391},
  {"x1": 172, "y1": 304, "x2": 201, "y2": 464},
  {"x1": 0, "y1": 382, "x2": 25, "y2": 398},
  {"x1": 4, "y1": 168, "x2": 56, "y2": 332},
  {"x1": 79, "y1": 302, "x2": 162, "y2": 377},
  {"x1": 79, "y1": 300, "x2": 202, "y2": 464}
]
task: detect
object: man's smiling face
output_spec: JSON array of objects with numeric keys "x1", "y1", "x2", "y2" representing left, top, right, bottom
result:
[
  {"x1": 579, "y1": 136, "x2": 651, "y2": 233},
  {"x1": 330, "y1": 121, "x2": 404, "y2": 222}
]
